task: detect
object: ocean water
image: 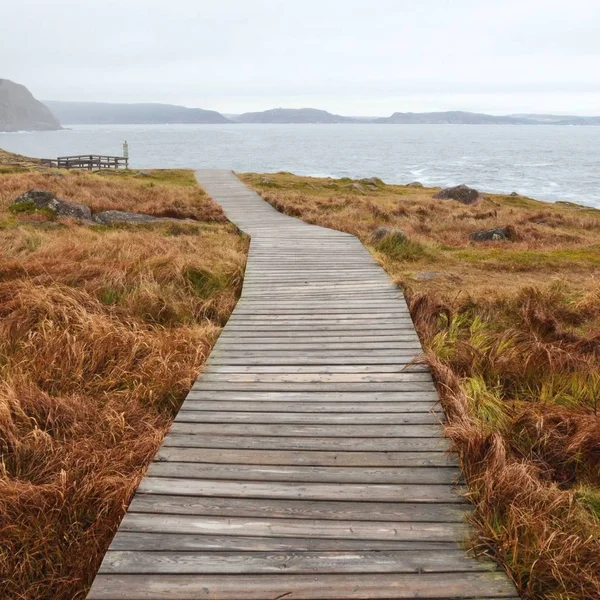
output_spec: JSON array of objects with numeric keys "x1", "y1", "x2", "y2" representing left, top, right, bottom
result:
[{"x1": 1, "y1": 124, "x2": 598, "y2": 207}]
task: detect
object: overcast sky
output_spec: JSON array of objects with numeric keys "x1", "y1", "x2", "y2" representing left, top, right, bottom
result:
[{"x1": 2, "y1": 0, "x2": 600, "y2": 115}]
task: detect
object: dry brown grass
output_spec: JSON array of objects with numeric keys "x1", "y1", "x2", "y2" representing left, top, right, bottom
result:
[
  {"x1": 0, "y1": 167, "x2": 248, "y2": 599},
  {"x1": 244, "y1": 172, "x2": 600, "y2": 600}
]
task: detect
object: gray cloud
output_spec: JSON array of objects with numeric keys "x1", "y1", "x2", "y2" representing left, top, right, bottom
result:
[{"x1": 2, "y1": 0, "x2": 600, "y2": 114}]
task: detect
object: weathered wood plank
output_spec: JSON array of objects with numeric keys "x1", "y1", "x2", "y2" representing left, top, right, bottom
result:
[
  {"x1": 155, "y1": 448, "x2": 457, "y2": 467},
  {"x1": 109, "y1": 532, "x2": 461, "y2": 552},
  {"x1": 196, "y1": 372, "x2": 432, "y2": 383},
  {"x1": 160, "y1": 433, "x2": 451, "y2": 451},
  {"x1": 175, "y1": 410, "x2": 440, "y2": 424},
  {"x1": 184, "y1": 390, "x2": 439, "y2": 401},
  {"x1": 191, "y1": 382, "x2": 436, "y2": 392},
  {"x1": 178, "y1": 401, "x2": 439, "y2": 413},
  {"x1": 168, "y1": 423, "x2": 443, "y2": 438},
  {"x1": 128, "y1": 494, "x2": 469, "y2": 521},
  {"x1": 119, "y1": 513, "x2": 468, "y2": 539},
  {"x1": 88, "y1": 572, "x2": 518, "y2": 599},
  {"x1": 203, "y1": 365, "x2": 428, "y2": 373},
  {"x1": 146, "y1": 462, "x2": 461, "y2": 484},
  {"x1": 99, "y1": 549, "x2": 494, "y2": 574},
  {"x1": 135, "y1": 478, "x2": 465, "y2": 503}
]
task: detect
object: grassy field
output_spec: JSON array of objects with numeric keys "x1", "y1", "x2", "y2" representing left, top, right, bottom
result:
[
  {"x1": 242, "y1": 172, "x2": 600, "y2": 600},
  {"x1": 0, "y1": 157, "x2": 248, "y2": 599}
]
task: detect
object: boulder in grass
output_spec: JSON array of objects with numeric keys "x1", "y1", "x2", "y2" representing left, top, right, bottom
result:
[
  {"x1": 361, "y1": 177, "x2": 383, "y2": 186},
  {"x1": 433, "y1": 184, "x2": 481, "y2": 205},
  {"x1": 92, "y1": 210, "x2": 170, "y2": 225},
  {"x1": 11, "y1": 189, "x2": 92, "y2": 221},
  {"x1": 469, "y1": 226, "x2": 517, "y2": 242},
  {"x1": 407, "y1": 181, "x2": 423, "y2": 188}
]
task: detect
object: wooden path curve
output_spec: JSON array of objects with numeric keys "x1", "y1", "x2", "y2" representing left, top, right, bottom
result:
[{"x1": 88, "y1": 170, "x2": 518, "y2": 599}]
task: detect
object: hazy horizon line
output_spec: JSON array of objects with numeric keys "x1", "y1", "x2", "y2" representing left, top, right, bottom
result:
[{"x1": 42, "y1": 100, "x2": 600, "y2": 119}]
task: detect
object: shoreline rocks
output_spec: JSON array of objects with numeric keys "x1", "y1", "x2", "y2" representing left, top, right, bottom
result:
[{"x1": 433, "y1": 184, "x2": 481, "y2": 205}]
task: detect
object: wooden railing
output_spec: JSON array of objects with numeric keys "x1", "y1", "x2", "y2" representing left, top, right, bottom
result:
[{"x1": 41, "y1": 155, "x2": 128, "y2": 170}]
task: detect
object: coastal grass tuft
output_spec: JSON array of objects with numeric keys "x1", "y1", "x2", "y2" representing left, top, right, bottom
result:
[
  {"x1": 243, "y1": 171, "x2": 600, "y2": 600},
  {"x1": 0, "y1": 166, "x2": 248, "y2": 599}
]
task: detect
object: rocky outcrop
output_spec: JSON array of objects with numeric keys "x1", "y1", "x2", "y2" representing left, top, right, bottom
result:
[
  {"x1": 0, "y1": 79, "x2": 61, "y2": 132},
  {"x1": 11, "y1": 190, "x2": 91, "y2": 220},
  {"x1": 469, "y1": 226, "x2": 517, "y2": 242},
  {"x1": 433, "y1": 184, "x2": 481, "y2": 205},
  {"x1": 10, "y1": 190, "x2": 179, "y2": 225},
  {"x1": 407, "y1": 182, "x2": 423, "y2": 188}
]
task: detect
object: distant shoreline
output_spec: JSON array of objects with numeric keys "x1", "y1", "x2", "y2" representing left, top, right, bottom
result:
[
  {"x1": 41, "y1": 104, "x2": 600, "y2": 127},
  {"x1": 4, "y1": 122, "x2": 599, "y2": 130}
]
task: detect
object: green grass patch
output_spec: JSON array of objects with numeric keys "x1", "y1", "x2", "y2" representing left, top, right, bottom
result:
[
  {"x1": 185, "y1": 267, "x2": 228, "y2": 298},
  {"x1": 371, "y1": 232, "x2": 430, "y2": 261},
  {"x1": 97, "y1": 169, "x2": 198, "y2": 187},
  {"x1": 9, "y1": 201, "x2": 56, "y2": 220}
]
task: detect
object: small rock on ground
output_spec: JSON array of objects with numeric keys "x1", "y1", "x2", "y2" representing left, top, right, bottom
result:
[{"x1": 92, "y1": 210, "x2": 173, "y2": 225}]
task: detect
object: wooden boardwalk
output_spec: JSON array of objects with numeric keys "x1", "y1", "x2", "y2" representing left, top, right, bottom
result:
[{"x1": 88, "y1": 170, "x2": 518, "y2": 599}]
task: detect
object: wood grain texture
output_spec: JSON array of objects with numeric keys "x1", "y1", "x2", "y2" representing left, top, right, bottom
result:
[{"x1": 87, "y1": 169, "x2": 517, "y2": 600}]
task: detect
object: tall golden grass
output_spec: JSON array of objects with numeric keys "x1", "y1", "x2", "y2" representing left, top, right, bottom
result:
[
  {"x1": 0, "y1": 168, "x2": 248, "y2": 599},
  {"x1": 244, "y1": 172, "x2": 600, "y2": 600}
]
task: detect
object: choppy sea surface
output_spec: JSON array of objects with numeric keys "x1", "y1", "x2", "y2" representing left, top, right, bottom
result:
[{"x1": 1, "y1": 124, "x2": 598, "y2": 207}]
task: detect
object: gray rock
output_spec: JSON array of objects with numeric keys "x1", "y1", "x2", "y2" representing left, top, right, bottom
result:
[
  {"x1": 407, "y1": 181, "x2": 424, "y2": 188},
  {"x1": 433, "y1": 184, "x2": 481, "y2": 205},
  {"x1": 370, "y1": 226, "x2": 407, "y2": 243},
  {"x1": 469, "y1": 226, "x2": 516, "y2": 242},
  {"x1": 133, "y1": 170, "x2": 152, "y2": 177},
  {"x1": 261, "y1": 177, "x2": 275, "y2": 184},
  {"x1": 509, "y1": 191, "x2": 519, "y2": 197},
  {"x1": 11, "y1": 189, "x2": 92, "y2": 221},
  {"x1": 361, "y1": 177, "x2": 383, "y2": 185},
  {"x1": 92, "y1": 210, "x2": 169, "y2": 225}
]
